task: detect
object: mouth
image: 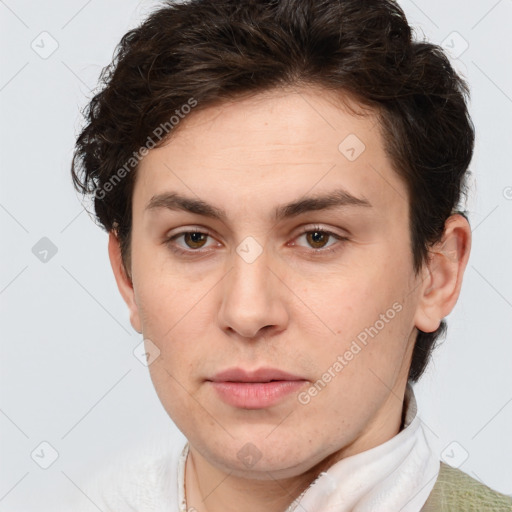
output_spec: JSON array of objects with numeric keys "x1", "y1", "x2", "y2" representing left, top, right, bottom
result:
[{"x1": 207, "y1": 367, "x2": 308, "y2": 409}]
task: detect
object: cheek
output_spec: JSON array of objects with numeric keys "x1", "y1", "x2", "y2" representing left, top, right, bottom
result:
[
  {"x1": 133, "y1": 256, "x2": 210, "y2": 334},
  {"x1": 297, "y1": 262, "x2": 415, "y2": 382},
  {"x1": 146, "y1": 355, "x2": 214, "y2": 444},
  {"x1": 301, "y1": 266, "x2": 406, "y2": 338}
]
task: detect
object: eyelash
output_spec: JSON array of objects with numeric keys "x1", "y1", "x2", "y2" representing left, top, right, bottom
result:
[{"x1": 164, "y1": 225, "x2": 349, "y2": 257}]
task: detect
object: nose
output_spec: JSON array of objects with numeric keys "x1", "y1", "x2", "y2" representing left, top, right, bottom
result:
[{"x1": 218, "y1": 243, "x2": 289, "y2": 340}]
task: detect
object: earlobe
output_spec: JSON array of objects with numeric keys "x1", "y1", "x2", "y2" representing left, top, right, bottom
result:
[
  {"x1": 414, "y1": 214, "x2": 472, "y2": 333},
  {"x1": 107, "y1": 231, "x2": 142, "y2": 334}
]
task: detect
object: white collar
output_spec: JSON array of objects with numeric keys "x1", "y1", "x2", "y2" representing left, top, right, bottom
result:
[{"x1": 177, "y1": 384, "x2": 439, "y2": 512}]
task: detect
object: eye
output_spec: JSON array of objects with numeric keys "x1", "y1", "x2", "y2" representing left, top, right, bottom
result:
[
  {"x1": 292, "y1": 225, "x2": 349, "y2": 254},
  {"x1": 164, "y1": 229, "x2": 217, "y2": 255}
]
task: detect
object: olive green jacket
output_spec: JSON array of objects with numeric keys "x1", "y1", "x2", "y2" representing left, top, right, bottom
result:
[{"x1": 421, "y1": 462, "x2": 512, "y2": 511}]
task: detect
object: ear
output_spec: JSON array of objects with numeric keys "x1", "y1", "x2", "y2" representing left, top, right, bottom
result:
[
  {"x1": 414, "y1": 214, "x2": 472, "y2": 333},
  {"x1": 108, "y1": 231, "x2": 142, "y2": 334}
]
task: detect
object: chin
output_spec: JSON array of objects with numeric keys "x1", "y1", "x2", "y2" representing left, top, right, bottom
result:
[{"x1": 198, "y1": 436, "x2": 326, "y2": 480}]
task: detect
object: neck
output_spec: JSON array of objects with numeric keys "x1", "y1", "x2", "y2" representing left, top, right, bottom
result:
[{"x1": 186, "y1": 449, "x2": 314, "y2": 512}]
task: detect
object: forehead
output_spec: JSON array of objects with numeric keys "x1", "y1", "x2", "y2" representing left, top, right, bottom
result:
[{"x1": 134, "y1": 87, "x2": 408, "y2": 221}]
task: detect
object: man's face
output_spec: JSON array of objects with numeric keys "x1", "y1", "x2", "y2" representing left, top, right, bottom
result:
[{"x1": 125, "y1": 87, "x2": 425, "y2": 478}]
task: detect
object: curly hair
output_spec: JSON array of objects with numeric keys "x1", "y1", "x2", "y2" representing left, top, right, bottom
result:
[{"x1": 71, "y1": 0, "x2": 474, "y2": 382}]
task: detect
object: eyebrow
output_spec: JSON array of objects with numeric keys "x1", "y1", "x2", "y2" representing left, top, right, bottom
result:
[{"x1": 145, "y1": 188, "x2": 372, "y2": 222}]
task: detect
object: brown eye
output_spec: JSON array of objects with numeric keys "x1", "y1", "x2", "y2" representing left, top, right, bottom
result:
[
  {"x1": 306, "y1": 231, "x2": 331, "y2": 249},
  {"x1": 183, "y1": 232, "x2": 208, "y2": 249},
  {"x1": 164, "y1": 229, "x2": 216, "y2": 256},
  {"x1": 292, "y1": 225, "x2": 349, "y2": 256}
]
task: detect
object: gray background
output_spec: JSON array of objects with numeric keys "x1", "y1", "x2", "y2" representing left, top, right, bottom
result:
[{"x1": 1, "y1": 0, "x2": 511, "y2": 510}]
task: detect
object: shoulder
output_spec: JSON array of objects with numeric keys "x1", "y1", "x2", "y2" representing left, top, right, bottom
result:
[
  {"x1": 422, "y1": 462, "x2": 512, "y2": 511},
  {"x1": 60, "y1": 435, "x2": 186, "y2": 512}
]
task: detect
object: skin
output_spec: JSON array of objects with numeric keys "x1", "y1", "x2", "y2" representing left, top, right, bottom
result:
[{"x1": 108, "y1": 86, "x2": 471, "y2": 512}]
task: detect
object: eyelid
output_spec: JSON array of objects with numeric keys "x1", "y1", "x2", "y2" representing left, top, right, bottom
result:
[
  {"x1": 165, "y1": 225, "x2": 216, "y2": 240},
  {"x1": 296, "y1": 223, "x2": 348, "y2": 238}
]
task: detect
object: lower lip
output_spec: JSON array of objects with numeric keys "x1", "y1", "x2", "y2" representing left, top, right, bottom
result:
[{"x1": 209, "y1": 380, "x2": 307, "y2": 409}]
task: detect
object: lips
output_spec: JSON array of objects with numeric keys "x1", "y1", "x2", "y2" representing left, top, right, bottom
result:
[
  {"x1": 207, "y1": 367, "x2": 308, "y2": 409},
  {"x1": 210, "y1": 367, "x2": 305, "y2": 383}
]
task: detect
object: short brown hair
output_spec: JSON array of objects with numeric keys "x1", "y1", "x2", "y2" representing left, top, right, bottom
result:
[{"x1": 71, "y1": 0, "x2": 474, "y2": 382}]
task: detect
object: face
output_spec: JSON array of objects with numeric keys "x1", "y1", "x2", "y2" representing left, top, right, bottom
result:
[{"x1": 118, "y1": 87, "x2": 428, "y2": 479}]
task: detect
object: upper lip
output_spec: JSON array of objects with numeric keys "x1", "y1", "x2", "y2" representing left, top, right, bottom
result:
[{"x1": 209, "y1": 367, "x2": 306, "y2": 383}]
